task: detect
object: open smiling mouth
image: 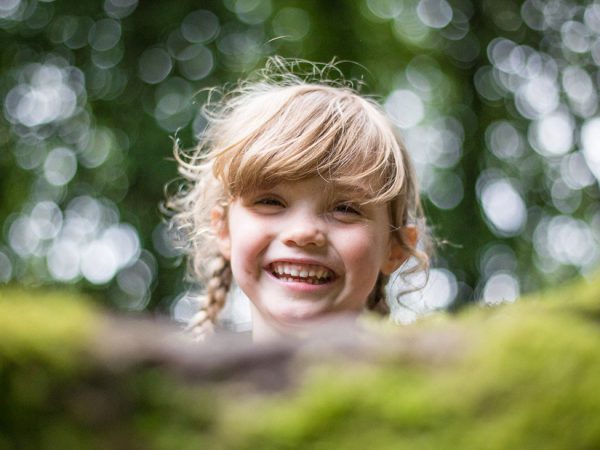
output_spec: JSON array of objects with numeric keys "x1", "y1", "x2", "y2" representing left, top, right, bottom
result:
[{"x1": 268, "y1": 262, "x2": 335, "y2": 285}]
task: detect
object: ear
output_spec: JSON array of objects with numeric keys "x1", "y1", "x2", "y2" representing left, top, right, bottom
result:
[
  {"x1": 380, "y1": 226, "x2": 418, "y2": 275},
  {"x1": 211, "y1": 205, "x2": 231, "y2": 260}
]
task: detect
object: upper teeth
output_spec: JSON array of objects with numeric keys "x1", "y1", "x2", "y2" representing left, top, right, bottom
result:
[{"x1": 270, "y1": 262, "x2": 333, "y2": 280}]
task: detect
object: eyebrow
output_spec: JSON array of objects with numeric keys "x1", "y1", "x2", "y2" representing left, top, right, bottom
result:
[
  {"x1": 243, "y1": 180, "x2": 379, "y2": 204},
  {"x1": 327, "y1": 183, "x2": 374, "y2": 202}
]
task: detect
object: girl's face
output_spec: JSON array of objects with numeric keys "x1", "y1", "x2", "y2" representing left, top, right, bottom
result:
[{"x1": 213, "y1": 177, "x2": 406, "y2": 337}]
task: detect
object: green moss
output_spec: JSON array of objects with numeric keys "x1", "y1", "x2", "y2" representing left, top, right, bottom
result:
[
  {"x1": 0, "y1": 287, "x2": 100, "y2": 371},
  {"x1": 215, "y1": 272, "x2": 600, "y2": 449},
  {"x1": 1, "y1": 273, "x2": 600, "y2": 449}
]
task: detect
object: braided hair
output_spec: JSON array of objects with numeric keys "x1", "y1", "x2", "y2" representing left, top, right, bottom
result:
[{"x1": 185, "y1": 255, "x2": 231, "y2": 340}]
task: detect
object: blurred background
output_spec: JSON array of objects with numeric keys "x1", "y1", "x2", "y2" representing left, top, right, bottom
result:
[{"x1": 1, "y1": 0, "x2": 599, "y2": 323}]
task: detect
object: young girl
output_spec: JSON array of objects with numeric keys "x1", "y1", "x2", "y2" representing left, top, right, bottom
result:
[{"x1": 167, "y1": 58, "x2": 429, "y2": 341}]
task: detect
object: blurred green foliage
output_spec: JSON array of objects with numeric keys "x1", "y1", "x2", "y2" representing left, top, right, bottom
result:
[
  {"x1": 0, "y1": 0, "x2": 599, "y2": 317},
  {"x1": 1, "y1": 272, "x2": 600, "y2": 449}
]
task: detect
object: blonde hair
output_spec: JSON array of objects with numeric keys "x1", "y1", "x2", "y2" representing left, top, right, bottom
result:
[{"x1": 165, "y1": 58, "x2": 429, "y2": 337}]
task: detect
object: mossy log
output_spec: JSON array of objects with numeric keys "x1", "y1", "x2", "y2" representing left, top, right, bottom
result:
[{"x1": 1, "y1": 273, "x2": 600, "y2": 450}]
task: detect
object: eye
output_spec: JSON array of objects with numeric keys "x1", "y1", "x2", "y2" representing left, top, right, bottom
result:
[
  {"x1": 253, "y1": 196, "x2": 285, "y2": 209},
  {"x1": 256, "y1": 197, "x2": 282, "y2": 206},
  {"x1": 333, "y1": 202, "x2": 362, "y2": 216}
]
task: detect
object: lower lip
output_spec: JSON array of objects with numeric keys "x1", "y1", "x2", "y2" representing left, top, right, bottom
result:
[{"x1": 264, "y1": 270, "x2": 336, "y2": 293}]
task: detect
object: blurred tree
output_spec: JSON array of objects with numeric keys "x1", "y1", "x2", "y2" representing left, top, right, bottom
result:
[{"x1": 0, "y1": 0, "x2": 599, "y2": 320}]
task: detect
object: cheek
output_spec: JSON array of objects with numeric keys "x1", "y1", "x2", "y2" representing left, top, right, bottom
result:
[
  {"x1": 227, "y1": 214, "x2": 270, "y2": 272},
  {"x1": 227, "y1": 233, "x2": 262, "y2": 296},
  {"x1": 339, "y1": 229, "x2": 387, "y2": 276}
]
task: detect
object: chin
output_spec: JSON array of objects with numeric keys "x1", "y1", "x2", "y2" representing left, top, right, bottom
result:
[
  {"x1": 270, "y1": 305, "x2": 360, "y2": 330},
  {"x1": 270, "y1": 309, "x2": 325, "y2": 327},
  {"x1": 250, "y1": 299, "x2": 363, "y2": 340}
]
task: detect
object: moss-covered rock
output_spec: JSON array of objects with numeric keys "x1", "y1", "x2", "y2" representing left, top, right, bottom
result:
[{"x1": 1, "y1": 274, "x2": 599, "y2": 449}]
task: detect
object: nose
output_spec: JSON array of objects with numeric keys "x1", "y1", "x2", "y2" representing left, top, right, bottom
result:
[{"x1": 281, "y1": 215, "x2": 327, "y2": 248}]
